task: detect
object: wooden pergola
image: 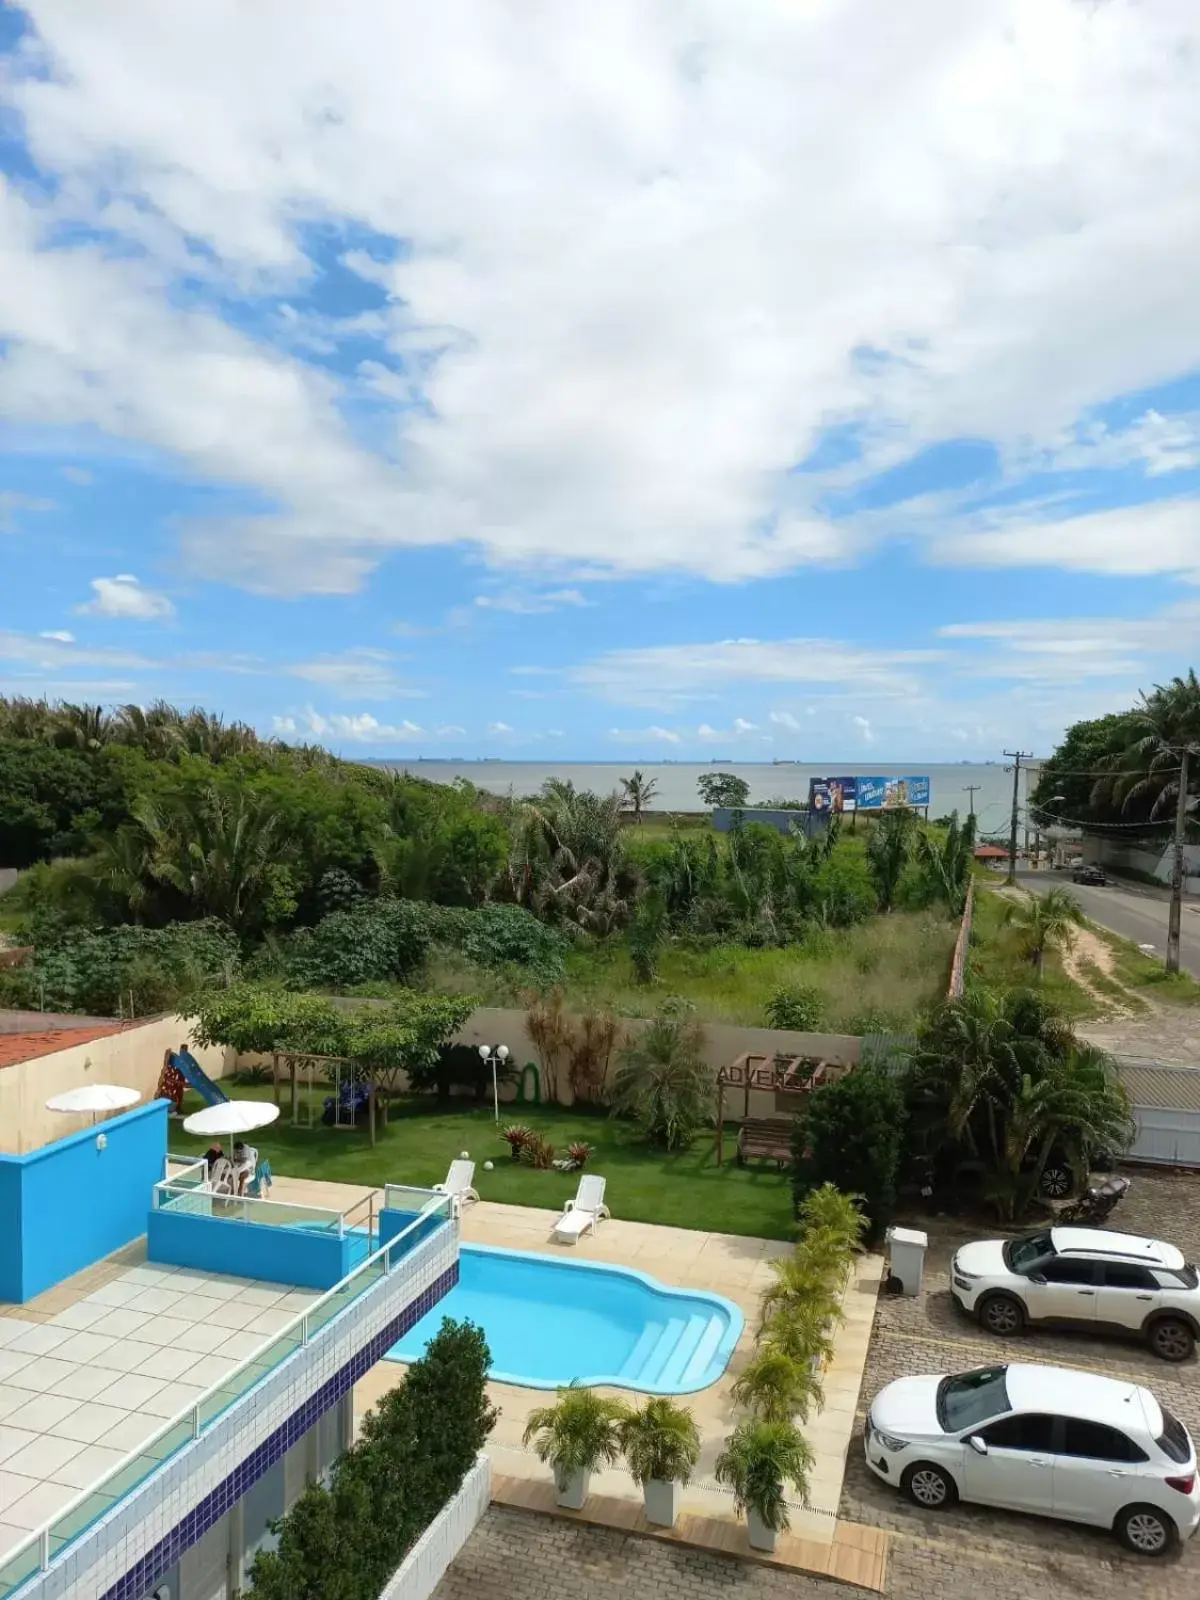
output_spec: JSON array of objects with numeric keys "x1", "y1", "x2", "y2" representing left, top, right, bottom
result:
[{"x1": 714, "y1": 1051, "x2": 848, "y2": 1166}]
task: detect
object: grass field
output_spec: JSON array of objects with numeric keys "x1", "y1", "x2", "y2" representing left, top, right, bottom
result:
[
  {"x1": 423, "y1": 908, "x2": 959, "y2": 1031},
  {"x1": 967, "y1": 887, "x2": 1095, "y2": 1016},
  {"x1": 169, "y1": 1084, "x2": 797, "y2": 1240}
]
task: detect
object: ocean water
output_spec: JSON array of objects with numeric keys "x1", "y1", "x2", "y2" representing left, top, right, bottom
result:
[{"x1": 375, "y1": 759, "x2": 1035, "y2": 832}]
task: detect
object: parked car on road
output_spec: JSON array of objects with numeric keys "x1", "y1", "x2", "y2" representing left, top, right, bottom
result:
[
  {"x1": 865, "y1": 1362, "x2": 1200, "y2": 1555},
  {"x1": 950, "y1": 1227, "x2": 1200, "y2": 1361},
  {"x1": 1072, "y1": 864, "x2": 1108, "y2": 885}
]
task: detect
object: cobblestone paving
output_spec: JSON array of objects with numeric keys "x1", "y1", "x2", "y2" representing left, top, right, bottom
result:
[
  {"x1": 842, "y1": 1168, "x2": 1200, "y2": 1597},
  {"x1": 435, "y1": 1171, "x2": 1200, "y2": 1600}
]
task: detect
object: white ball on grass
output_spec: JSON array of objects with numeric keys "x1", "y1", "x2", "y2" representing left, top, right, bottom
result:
[{"x1": 483, "y1": 1160, "x2": 494, "y2": 1171}]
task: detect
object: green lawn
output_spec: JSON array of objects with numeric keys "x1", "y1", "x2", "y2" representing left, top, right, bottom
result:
[{"x1": 170, "y1": 1084, "x2": 797, "y2": 1240}]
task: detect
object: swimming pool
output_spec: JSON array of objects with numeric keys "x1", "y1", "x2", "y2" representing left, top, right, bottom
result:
[{"x1": 386, "y1": 1244, "x2": 743, "y2": 1392}]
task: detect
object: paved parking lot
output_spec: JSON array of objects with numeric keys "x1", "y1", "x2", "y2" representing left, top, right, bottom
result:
[
  {"x1": 841, "y1": 1168, "x2": 1200, "y2": 1597},
  {"x1": 435, "y1": 1169, "x2": 1200, "y2": 1600}
]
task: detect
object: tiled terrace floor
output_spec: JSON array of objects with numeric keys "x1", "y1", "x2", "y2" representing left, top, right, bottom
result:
[{"x1": 0, "y1": 1245, "x2": 318, "y2": 1564}]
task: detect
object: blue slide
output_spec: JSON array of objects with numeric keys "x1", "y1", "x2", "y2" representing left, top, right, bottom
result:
[{"x1": 173, "y1": 1049, "x2": 229, "y2": 1105}]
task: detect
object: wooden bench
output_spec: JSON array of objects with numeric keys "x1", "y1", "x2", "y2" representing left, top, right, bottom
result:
[{"x1": 736, "y1": 1118, "x2": 793, "y2": 1169}]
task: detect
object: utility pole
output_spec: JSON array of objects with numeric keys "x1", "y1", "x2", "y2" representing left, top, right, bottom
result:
[
  {"x1": 1003, "y1": 750, "x2": 1033, "y2": 886},
  {"x1": 1167, "y1": 748, "x2": 1190, "y2": 975},
  {"x1": 962, "y1": 784, "x2": 981, "y2": 818}
]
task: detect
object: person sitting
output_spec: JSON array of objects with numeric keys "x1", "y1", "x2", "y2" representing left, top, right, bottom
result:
[
  {"x1": 233, "y1": 1140, "x2": 258, "y2": 1196},
  {"x1": 204, "y1": 1142, "x2": 225, "y2": 1174}
]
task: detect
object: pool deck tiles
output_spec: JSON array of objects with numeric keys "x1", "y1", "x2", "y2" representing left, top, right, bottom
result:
[{"x1": 336, "y1": 1188, "x2": 884, "y2": 1561}]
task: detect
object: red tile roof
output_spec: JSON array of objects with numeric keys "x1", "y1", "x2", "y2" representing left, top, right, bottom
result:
[{"x1": 0, "y1": 1024, "x2": 131, "y2": 1069}]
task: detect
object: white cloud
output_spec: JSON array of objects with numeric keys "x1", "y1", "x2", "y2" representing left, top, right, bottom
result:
[
  {"x1": 928, "y1": 497, "x2": 1200, "y2": 579},
  {"x1": 852, "y1": 714, "x2": 875, "y2": 744},
  {"x1": 39, "y1": 629, "x2": 75, "y2": 643},
  {"x1": 473, "y1": 589, "x2": 591, "y2": 615},
  {"x1": 4, "y1": 3, "x2": 1200, "y2": 591},
  {"x1": 575, "y1": 637, "x2": 940, "y2": 708},
  {"x1": 769, "y1": 710, "x2": 801, "y2": 730},
  {"x1": 0, "y1": 629, "x2": 153, "y2": 671},
  {"x1": 609, "y1": 725, "x2": 682, "y2": 745},
  {"x1": 1042, "y1": 409, "x2": 1200, "y2": 479},
  {"x1": 283, "y1": 647, "x2": 421, "y2": 699},
  {"x1": 273, "y1": 707, "x2": 426, "y2": 743},
  {"x1": 487, "y1": 721, "x2": 514, "y2": 735},
  {"x1": 61, "y1": 465, "x2": 94, "y2": 485},
  {"x1": 77, "y1": 574, "x2": 175, "y2": 621},
  {"x1": 0, "y1": 491, "x2": 55, "y2": 531}
]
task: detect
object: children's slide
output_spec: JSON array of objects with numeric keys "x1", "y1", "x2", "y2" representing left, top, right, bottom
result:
[{"x1": 173, "y1": 1049, "x2": 230, "y2": 1105}]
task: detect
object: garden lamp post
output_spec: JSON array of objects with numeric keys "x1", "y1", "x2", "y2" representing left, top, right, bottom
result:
[{"x1": 478, "y1": 1044, "x2": 510, "y2": 1123}]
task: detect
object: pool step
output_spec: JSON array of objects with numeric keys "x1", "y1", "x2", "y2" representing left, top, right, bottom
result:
[
  {"x1": 618, "y1": 1319, "x2": 666, "y2": 1380},
  {"x1": 653, "y1": 1313, "x2": 714, "y2": 1391},
  {"x1": 632, "y1": 1316, "x2": 687, "y2": 1387},
  {"x1": 678, "y1": 1314, "x2": 726, "y2": 1389}
]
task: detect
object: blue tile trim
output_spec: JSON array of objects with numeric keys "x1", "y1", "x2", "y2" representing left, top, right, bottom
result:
[{"x1": 94, "y1": 1259, "x2": 459, "y2": 1600}]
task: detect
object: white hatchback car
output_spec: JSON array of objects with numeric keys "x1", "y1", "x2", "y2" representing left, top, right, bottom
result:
[
  {"x1": 950, "y1": 1227, "x2": 1200, "y2": 1362},
  {"x1": 866, "y1": 1362, "x2": 1200, "y2": 1555}
]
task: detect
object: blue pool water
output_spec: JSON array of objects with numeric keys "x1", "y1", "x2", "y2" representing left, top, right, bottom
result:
[{"x1": 386, "y1": 1245, "x2": 744, "y2": 1392}]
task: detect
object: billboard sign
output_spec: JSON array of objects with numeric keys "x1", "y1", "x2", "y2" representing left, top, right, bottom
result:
[
  {"x1": 808, "y1": 776, "x2": 857, "y2": 815},
  {"x1": 856, "y1": 775, "x2": 930, "y2": 811}
]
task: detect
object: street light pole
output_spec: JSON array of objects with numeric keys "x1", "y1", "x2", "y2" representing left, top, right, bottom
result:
[
  {"x1": 477, "y1": 1044, "x2": 510, "y2": 1123},
  {"x1": 962, "y1": 784, "x2": 981, "y2": 818},
  {"x1": 1167, "y1": 749, "x2": 1190, "y2": 976},
  {"x1": 1003, "y1": 750, "x2": 1033, "y2": 887}
]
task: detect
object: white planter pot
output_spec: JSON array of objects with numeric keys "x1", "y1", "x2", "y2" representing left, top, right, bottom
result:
[
  {"x1": 554, "y1": 1467, "x2": 590, "y2": 1510},
  {"x1": 747, "y1": 1509, "x2": 778, "y2": 1553},
  {"x1": 643, "y1": 1478, "x2": 680, "y2": 1527}
]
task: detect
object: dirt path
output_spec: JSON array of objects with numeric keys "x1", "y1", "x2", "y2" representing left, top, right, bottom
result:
[{"x1": 992, "y1": 884, "x2": 1139, "y2": 1019}]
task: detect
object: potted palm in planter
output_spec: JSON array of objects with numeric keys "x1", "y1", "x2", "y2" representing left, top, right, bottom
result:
[
  {"x1": 522, "y1": 1385, "x2": 629, "y2": 1509},
  {"x1": 619, "y1": 1398, "x2": 701, "y2": 1527},
  {"x1": 715, "y1": 1418, "x2": 813, "y2": 1553}
]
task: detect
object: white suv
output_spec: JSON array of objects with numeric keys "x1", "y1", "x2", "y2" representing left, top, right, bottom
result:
[
  {"x1": 950, "y1": 1227, "x2": 1200, "y2": 1362},
  {"x1": 866, "y1": 1362, "x2": 1200, "y2": 1554}
]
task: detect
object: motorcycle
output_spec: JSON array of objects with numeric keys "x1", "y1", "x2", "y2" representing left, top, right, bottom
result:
[{"x1": 1057, "y1": 1174, "x2": 1131, "y2": 1225}]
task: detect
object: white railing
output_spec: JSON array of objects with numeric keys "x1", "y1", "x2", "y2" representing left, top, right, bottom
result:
[
  {"x1": 377, "y1": 1454, "x2": 491, "y2": 1600},
  {"x1": 0, "y1": 1189, "x2": 454, "y2": 1599}
]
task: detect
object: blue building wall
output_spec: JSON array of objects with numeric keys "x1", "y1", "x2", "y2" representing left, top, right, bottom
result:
[
  {"x1": 148, "y1": 1206, "x2": 354, "y2": 1290},
  {"x1": 0, "y1": 1100, "x2": 168, "y2": 1302}
]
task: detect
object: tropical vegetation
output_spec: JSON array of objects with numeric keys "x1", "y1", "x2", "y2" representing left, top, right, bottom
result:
[
  {"x1": 791, "y1": 1065, "x2": 906, "y2": 1241},
  {"x1": 907, "y1": 989, "x2": 1135, "y2": 1219}
]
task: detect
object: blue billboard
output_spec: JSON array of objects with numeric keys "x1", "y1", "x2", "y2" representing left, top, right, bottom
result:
[{"x1": 856, "y1": 775, "x2": 930, "y2": 811}]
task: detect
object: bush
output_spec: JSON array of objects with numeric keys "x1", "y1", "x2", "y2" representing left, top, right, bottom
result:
[
  {"x1": 457, "y1": 902, "x2": 566, "y2": 984},
  {"x1": 764, "y1": 984, "x2": 824, "y2": 1031},
  {"x1": 283, "y1": 899, "x2": 433, "y2": 989},
  {"x1": 2, "y1": 918, "x2": 239, "y2": 1015},
  {"x1": 247, "y1": 1318, "x2": 495, "y2": 1600},
  {"x1": 791, "y1": 1069, "x2": 905, "y2": 1242}
]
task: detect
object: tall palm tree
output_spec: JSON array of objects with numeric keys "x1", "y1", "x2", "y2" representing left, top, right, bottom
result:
[
  {"x1": 53, "y1": 702, "x2": 111, "y2": 750},
  {"x1": 1004, "y1": 887, "x2": 1084, "y2": 979},
  {"x1": 620, "y1": 770, "x2": 659, "y2": 824}
]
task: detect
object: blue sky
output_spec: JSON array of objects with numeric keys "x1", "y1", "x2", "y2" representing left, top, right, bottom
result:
[{"x1": 2, "y1": 0, "x2": 1200, "y2": 762}]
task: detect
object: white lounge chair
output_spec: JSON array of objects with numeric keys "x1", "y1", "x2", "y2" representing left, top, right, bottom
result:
[
  {"x1": 433, "y1": 1159, "x2": 480, "y2": 1212},
  {"x1": 553, "y1": 1174, "x2": 610, "y2": 1243},
  {"x1": 206, "y1": 1156, "x2": 236, "y2": 1197}
]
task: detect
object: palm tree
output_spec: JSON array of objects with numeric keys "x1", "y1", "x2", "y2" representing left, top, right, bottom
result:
[
  {"x1": 1005, "y1": 886, "x2": 1084, "y2": 979},
  {"x1": 730, "y1": 1350, "x2": 824, "y2": 1423},
  {"x1": 53, "y1": 702, "x2": 111, "y2": 750},
  {"x1": 610, "y1": 999, "x2": 713, "y2": 1148},
  {"x1": 1104, "y1": 671, "x2": 1200, "y2": 973},
  {"x1": 134, "y1": 784, "x2": 291, "y2": 933},
  {"x1": 620, "y1": 770, "x2": 659, "y2": 824},
  {"x1": 865, "y1": 808, "x2": 917, "y2": 912},
  {"x1": 915, "y1": 810, "x2": 977, "y2": 914}
]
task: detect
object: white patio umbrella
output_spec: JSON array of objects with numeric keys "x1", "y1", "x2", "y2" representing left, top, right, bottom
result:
[
  {"x1": 46, "y1": 1084, "x2": 142, "y2": 1124},
  {"x1": 182, "y1": 1101, "x2": 281, "y2": 1138}
]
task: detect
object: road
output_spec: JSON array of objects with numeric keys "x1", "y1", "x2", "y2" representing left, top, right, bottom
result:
[{"x1": 1015, "y1": 869, "x2": 1200, "y2": 979}]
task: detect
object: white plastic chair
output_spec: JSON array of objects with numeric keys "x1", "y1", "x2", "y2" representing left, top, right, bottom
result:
[
  {"x1": 552, "y1": 1174, "x2": 609, "y2": 1243},
  {"x1": 206, "y1": 1156, "x2": 236, "y2": 1197},
  {"x1": 433, "y1": 1159, "x2": 480, "y2": 1214}
]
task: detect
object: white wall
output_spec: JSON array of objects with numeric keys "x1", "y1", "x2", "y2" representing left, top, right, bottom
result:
[
  {"x1": 377, "y1": 1455, "x2": 491, "y2": 1600},
  {"x1": 0, "y1": 1014, "x2": 234, "y2": 1155}
]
